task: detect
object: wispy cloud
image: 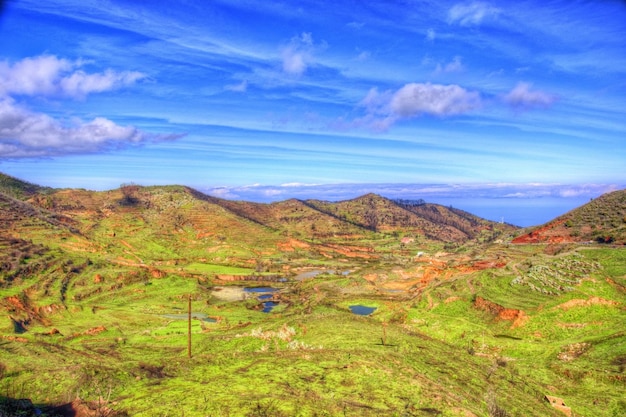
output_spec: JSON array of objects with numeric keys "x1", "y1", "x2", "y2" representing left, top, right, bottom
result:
[
  {"x1": 503, "y1": 82, "x2": 557, "y2": 110},
  {"x1": 434, "y1": 56, "x2": 465, "y2": 74},
  {"x1": 281, "y1": 32, "x2": 318, "y2": 76},
  {"x1": 0, "y1": 55, "x2": 145, "y2": 99},
  {"x1": 225, "y1": 79, "x2": 248, "y2": 92},
  {"x1": 425, "y1": 28, "x2": 436, "y2": 42},
  {"x1": 448, "y1": 2, "x2": 501, "y2": 26}
]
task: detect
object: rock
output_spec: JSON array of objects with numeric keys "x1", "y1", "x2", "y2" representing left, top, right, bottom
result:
[{"x1": 544, "y1": 395, "x2": 572, "y2": 416}]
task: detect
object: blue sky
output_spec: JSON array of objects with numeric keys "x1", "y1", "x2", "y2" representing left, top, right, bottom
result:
[{"x1": 0, "y1": 0, "x2": 625, "y2": 226}]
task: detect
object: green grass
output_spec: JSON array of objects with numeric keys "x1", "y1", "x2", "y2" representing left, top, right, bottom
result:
[
  {"x1": 1, "y1": 227, "x2": 625, "y2": 416},
  {"x1": 184, "y1": 262, "x2": 254, "y2": 275}
]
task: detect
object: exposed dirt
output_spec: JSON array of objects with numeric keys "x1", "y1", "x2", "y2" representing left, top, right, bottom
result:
[
  {"x1": 557, "y1": 342, "x2": 592, "y2": 362},
  {"x1": 555, "y1": 297, "x2": 620, "y2": 310},
  {"x1": 473, "y1": 296, "x2": 528, "y2": 328},
  {"x1": 512, "y1": 219, "x2": 577, "y2": 244},
  {"x1": 277, "y1": 238, "x2": 310, "y2": 252},
  {"x1": 318, "y1": 243, "x2": 376, "y2": 259}
]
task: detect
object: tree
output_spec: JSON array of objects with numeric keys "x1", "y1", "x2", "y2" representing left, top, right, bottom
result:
[{"x1": 120, "y1": 183, "x2": 140, "y2": 206}]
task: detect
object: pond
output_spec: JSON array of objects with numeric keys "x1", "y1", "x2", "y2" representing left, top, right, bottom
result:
[
  {"x1": 261, "y1": 301, "x2": 278, "y2": 313},
  {"x1": 161, "y1": 312, "x2": 216, "y2": 323},
  {"x1": 244, "y1": 287, "x2": 279, "y2": 313},
  {"x1": 210, "y1": 286, "x2": 280, "y2": 313},
  {"x1": 243, "y1": 287, "x2": 279, "y2": 294},
  {"x1": 349, "y1": 305, "x2": 377, "y2": 316}
]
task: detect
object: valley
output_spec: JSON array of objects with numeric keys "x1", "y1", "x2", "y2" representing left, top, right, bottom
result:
[{"x1": 0, "y1": 173, "x2": 624, "y2": 416}]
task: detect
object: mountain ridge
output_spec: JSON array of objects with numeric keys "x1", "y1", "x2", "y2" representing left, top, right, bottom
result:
[{"x1": 0, "y1": 172, "x2": 516, "y2": 244}]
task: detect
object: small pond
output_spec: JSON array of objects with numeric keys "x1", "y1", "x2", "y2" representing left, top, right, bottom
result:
[
  {"x1": 210, "y1": 286, "x2": 280, "y2": 313},
  {"x1": 161, "y1": 312, "x2": 216, "y2": 323},
  {"x1": 243, "y1": 287, "x2": 278, "y2": 294},
  {"x1": 261, "y1": 301, "x2": 278, "y2": 313},
  {"x1": 349, "y1": 305, "x2": 377, "y2": 316},
  {"x1": 244, "y1": 287, "x2": 279, "y2": 313}
]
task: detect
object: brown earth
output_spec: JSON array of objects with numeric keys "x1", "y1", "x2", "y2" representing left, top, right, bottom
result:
[
  {"x1": 555, "y1": 297, "x2": 620, "y2": 310},
  {"x1": 512, "y1": 219, "x2": 576, "y2": 244},
  {"x1": 473, "y1": 296, "x2": 528, "y2": 328}
]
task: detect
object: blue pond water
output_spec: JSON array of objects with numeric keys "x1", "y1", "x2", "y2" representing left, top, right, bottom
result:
[
  {"x1": 262, "y1": 301, "x2": 278, "y2": 313},
  {"x1": 244, "y1": 287, "x2": 278, "y2": 293},
  {"x1": 244, "y1": 287, "x2": 279, "y2": 313},
  {"x1": 349, "y1": 305, "x2": 377, "y2": 316}
]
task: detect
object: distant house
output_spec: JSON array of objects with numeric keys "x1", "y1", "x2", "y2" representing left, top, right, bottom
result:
[{"x1": 400, "y1": 237, "x2": 414, "y2": 245}]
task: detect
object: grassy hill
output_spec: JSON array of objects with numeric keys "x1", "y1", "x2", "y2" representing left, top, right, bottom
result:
[
  {"x1": 0, "y1": 172, "x2": 52, "y2": 199},
  {"x1": 0, "y1": 174, "x2": 624, "y2": 416},
  {"x1": 513, "y1": 189, "x2": 626, "y2": 244}
]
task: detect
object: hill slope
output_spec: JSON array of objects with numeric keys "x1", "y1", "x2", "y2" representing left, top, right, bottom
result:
[
  {"x1": 1, "y1": 173, "x2": 624, "y2": 417},
  {"x1": 305, "y1": 193, "x2": 513, "y2": 242},
  {"x1": 0, "y1": 172, "x2": 52, "y2": 199},
  {"x1": 513, "y1": 189, "x2": 626, "y2": 244}
]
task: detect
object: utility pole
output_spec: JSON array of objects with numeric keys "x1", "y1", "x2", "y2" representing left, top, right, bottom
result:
[{"x1": 188, "y1": 294, "x2": 192, "y2": 359}]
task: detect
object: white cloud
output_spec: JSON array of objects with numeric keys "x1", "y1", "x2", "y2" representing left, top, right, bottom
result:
[
  {"x1": 358, "y1": 87, "x2": 392, "y2": 115},
  {"x1": 390, "y1": 83, "x2": 481, "y2": 117},
  {"x1": 0, "y1": 55, "x2": 145, "y2": 99},
  {"x1": 0, "y1": 97, "x2": 182, "y2": 158},
  {"x1": 352, "y1": 83, "x2": 481, "y2": 131},
  {"x1": 448, "y1": 2, "x2": 500, "y2": 26},
  {"x1": 435, "y1": 56, "x2": 465, "y2": 74},
  {"x1": 503, "y1": 82, "x2": 557, "y2": 110},
  {"x1": 281, "y1": 32, "x2": 317, "y2": 76},
  {"x1": 0, "y1": 55, "x2": 183, "y2": 158}
]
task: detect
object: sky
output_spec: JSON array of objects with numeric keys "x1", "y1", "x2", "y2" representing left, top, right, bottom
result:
[{"x1": 0, "y1": 0, "x2": 625, "y2": 226}]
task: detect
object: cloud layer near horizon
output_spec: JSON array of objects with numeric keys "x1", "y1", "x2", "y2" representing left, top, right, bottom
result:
[{"x1": 203, "y1": 182, "x2": 618, "y2": 203}]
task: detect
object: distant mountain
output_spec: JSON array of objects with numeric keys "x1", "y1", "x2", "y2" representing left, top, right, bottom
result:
[
  {"x1": 303, "y1": 193, "x2": 511, "y2": 242},
  {"x1": 512, "y1": 189, "x2": 626, "y2": 244},
  {"x1": 1, "y1": 173, "x2": 513, "y2": 246}
]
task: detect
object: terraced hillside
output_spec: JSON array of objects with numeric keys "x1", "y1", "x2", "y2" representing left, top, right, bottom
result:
[{"x1": 0, "y1": 173, "x2": 624, "y2": 417}]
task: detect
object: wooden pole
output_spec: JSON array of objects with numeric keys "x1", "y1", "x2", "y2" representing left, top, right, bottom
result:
[{"x1": 188, "y1": 294, "x2": 192, "y2": 359}]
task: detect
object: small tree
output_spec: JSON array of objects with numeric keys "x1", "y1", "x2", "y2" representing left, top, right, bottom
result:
[{"x1": 120, "y1": 183, "x2": 140, "y2": 206}]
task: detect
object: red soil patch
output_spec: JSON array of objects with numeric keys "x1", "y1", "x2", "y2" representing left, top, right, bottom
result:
[
  {"x1": 512, "y1": 219, "x2": 577, "y2": 244},
  {"x1": 277, "y1": 238, "x2": 310, "y2": 252},
  {"x1": 474, "y1": 296, "x2": 528, "y2": 328},
  {"x1": 319, "y1": 243, "x2": 376, "y2": 259},
  {"x1": 0, "y1": 335, "x2": 28, "y2": 342},
  {"x1": 470, "y1": 260, "x2": 507, "y2": 270},
  {"x1": 74, "y1": 325, "x2": 107, "y2": 337}
]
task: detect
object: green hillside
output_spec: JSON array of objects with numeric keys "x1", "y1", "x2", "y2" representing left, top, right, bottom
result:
[{"x1": 0, "y1": 174, "x2": 624, "y2": 417}]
